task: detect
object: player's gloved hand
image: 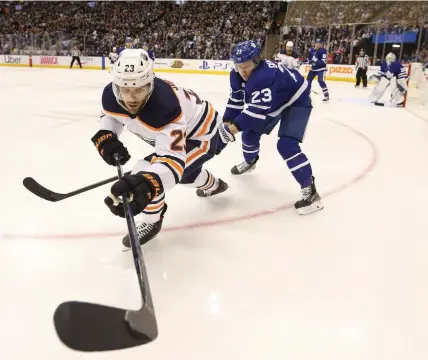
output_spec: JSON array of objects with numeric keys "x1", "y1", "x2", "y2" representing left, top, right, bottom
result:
[
  {"x1": 91, "y1": 130, "x2": 131, "y2": 166},
  {"x1": 216, "y1": 123, "x2": 236, "y2": 155},
  {"x1": 104, "y1": 172, "x2": 163, "y2": 217},
  {"x1": 369, "y1": 74, "x2": 381, "y2": 82},
  {"x1": 219, "y1": 123, "x2": 236, "y2": 143}
]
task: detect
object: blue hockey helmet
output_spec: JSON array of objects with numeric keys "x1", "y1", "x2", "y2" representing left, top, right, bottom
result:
[
  {"x1": 315, "y1": 38, "x2": 324, "y2": 44},
  {"x1": 231, "y1": 40, "x2": 261, "y2": 64},
  {"x1": 125, "y1": 37, "x2": 133, "y2": 44}
]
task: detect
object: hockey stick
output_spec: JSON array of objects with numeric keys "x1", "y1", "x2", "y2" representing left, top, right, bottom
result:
[
  {"x1": 53, "y1": 154, "x2": 158, "y2": 352},
  {"x1": 23, "y1": 171, "x2": 131, "y2": 202}
]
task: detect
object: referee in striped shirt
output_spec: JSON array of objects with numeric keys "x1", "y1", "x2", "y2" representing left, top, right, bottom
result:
[
  {"x1": 355, "y1": 49, "x2": 370, "y2": 87},
  {"x1": 70, "y1": 46, "x2": 82, "y2": 69}
]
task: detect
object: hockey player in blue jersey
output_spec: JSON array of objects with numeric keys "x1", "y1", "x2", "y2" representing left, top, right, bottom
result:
[
  {"x1": 306, "y1": 38, "x2": 329, "y2": 101},
  {"x1": 369, "y1": 52, "x2": 407, "y2": 106},
  {"x1": 143, "y1": 43, "x2": 155, "y2": 61},
  {"x1": 117, "y1": 37, "x2": 136, "y2": 55},
  {"x1": 221, "y1": 40, "x2": 323, "y2": 215}
]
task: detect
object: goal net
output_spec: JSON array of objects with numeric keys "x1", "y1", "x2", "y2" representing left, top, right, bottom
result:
[{"x1": 404, "y1": 62, "x2": 428, "y2": 107}]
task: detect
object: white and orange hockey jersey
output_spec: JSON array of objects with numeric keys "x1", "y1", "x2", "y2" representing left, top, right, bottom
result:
[
  {"x1": 99, "y1": 77, "x2": 221, "y2": 192},
  {"x1": 275, "y1": 51, "x2": 300, "y2": 69}
]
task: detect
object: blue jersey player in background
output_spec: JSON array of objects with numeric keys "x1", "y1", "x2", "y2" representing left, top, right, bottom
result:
[
  {"x1": 143, "y1": 43, "x2": 155, "y2": 61},
  {"x1": 118, "y1": 37, "x2": 136, "y2": 55},
  {"x1": 306, "y1": 38, "x2": 329, "y2": 101},
  {"x1": 221, "y1": 40, "x2": 323, "y2": 215},
  {"x1": 369, "y1": 52, "x2": 407, "y2": 106}
]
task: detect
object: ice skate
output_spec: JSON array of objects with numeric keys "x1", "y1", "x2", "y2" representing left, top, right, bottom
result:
[
  {"x1": 231, "y1": 156, "x2": 259, "y2": 175},
  {"x1": 122, "y1": 204, "x2": 167, "y2": 248},
  {"x1": 196, "y1": 179, "x2": 228, "y2": 197},
  {"x1": 322, "y1": 96, "x2": 330, "y2": 102},
  {"x1": 294, "y1": 177, "x2": 324, "y2": 215}
]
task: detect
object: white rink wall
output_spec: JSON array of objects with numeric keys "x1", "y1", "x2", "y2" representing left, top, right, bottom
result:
[{"x1": 0, "y1": 53, "x2": 405, "y2": 82}]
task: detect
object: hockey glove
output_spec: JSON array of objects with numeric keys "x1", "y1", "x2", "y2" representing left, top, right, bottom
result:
[
  {"x1": 216, "y1": 123, "x2": 236, "y2": 155},
  {"x1": 219, "y1": 123, "x2": 236, "y2": 143},
  {"x1": 91, "y1": 130, "x2": 131, "y2": 166},
  {"x1": 104, "y1": 172, "x2": 164, "y2": 218},
  {"x1": 369, "y1": 74, "x2": 381, "y2": 82}
]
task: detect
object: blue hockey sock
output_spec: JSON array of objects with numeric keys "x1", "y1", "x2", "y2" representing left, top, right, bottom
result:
[
  {"x1": 242, "y1": 130, "x2": 261, "y2": 163},
  {"x1": 319, "y1": 81, "x2": 329, "y2": 97},
  {"x1": 277, "y1": 137, "x2": 313, "y2": 188}
]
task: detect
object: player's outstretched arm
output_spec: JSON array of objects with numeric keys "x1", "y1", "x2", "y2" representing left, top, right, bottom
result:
[{"x1": 223, "y1": 70, "x2": 245, "y2": 122}]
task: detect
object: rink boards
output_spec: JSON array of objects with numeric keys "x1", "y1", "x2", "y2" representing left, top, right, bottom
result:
[{"x1": 0, "y1": 54, "x2": 423, "y2": 83}]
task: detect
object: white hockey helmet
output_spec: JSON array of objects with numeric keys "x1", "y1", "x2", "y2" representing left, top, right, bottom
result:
[
  {"x1": 112, "y1": 48, "x2": 154, "y2": 102},
  {"x1": 386, "y1": 52, "x2": 396, "y2": 64},
  {"x1": 286, "y1": 41, "x2": 293, "y2": 48}
]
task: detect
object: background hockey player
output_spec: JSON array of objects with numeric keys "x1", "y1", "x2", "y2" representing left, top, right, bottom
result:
[
  {"x1": 305, "y1": 38, "x2": 329, "y2": 101},
  {"x1": 143, "y1": 43, "x2": 155, "y2": 61},
  {"x1": 109, "y1": 47, "x2": 118, "y2": 65},
  {"x1": 117, "y1": 37, "x2": 135, "y2": 55},
  {"x1": 355, "y1": 48, "x2": 370, "y2": 88},
  {"x1": 275, "y1": 41, "x2": 299, "y2": 69},
  {"x1": 369, "y1": 52, "x2": 407, "y2": 106},
  {"x1": 221, "y1": 40, "x2": 323, "y2": 215},
  {"x1": 91, "y1": 49, "x2": 230, "y2": 248}
]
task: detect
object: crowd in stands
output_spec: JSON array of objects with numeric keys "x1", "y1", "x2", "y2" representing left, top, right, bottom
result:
[
  {"x1": 0, "y1": 0, "x2": 427, "y2": 66},
  {"x1": 279, "y1": 1, "x2": 428, "y2": 65},
  {"x1": 285, "y1": 1, "x2": 383, "y2": 27},
  {"x1": 0, "y1": 1, "x2": 275, "y2": 60},
  {"x1": 173, "y1": 1, "x2": 273, "y2": 60}
]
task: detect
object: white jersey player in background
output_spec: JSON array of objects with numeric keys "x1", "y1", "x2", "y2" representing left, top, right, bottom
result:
[
  {"x1": 369, "y1": 52, "x2": 407, "y2": 106},
  {"x1": 275, "y1": 41, "x2": 300, "y2": 69},
  {"x1": 108, "y1": 47, "x2": 118, "y2": 71}
]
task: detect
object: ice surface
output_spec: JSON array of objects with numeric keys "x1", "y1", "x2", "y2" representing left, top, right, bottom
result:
[{"x1": 0, "y1": 67, "x2": 427, "y2": 360}]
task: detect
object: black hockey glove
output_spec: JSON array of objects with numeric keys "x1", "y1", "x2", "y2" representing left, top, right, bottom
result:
[
  {"x1": 91, "y1": 130, "x2": 131, "y2": 166},
  {"x1": 104, "y1": 172, "x2": 164, "y2": 218}
]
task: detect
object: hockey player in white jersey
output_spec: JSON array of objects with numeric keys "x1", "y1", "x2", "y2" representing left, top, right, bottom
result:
[
  {"x1": 91, "y1": 49, "x2": 229, "y2": 247},
  {"x1": 275, "y1": 41, "x2": 300, "y2": 69},
  {"x1": 369, "y1": 52, "x2": 407, "y2": 106},
  {"x1": 108, "y1": 47, "x2": 118, "y2": 72},
  {"x1": 109, "y1": 47, "x2": 118, "y2": 65}
]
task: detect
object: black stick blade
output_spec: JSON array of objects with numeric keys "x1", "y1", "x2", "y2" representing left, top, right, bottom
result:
[
  {"x1": 54, "y1": 301, "x2": 155, "y2": 352},
  {"x1": 23, "y1": 177, "x2": 64, "y2": 202}
]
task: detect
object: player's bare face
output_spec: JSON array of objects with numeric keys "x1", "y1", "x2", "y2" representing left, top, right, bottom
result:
[
  {"x1": 236, "y1": 60, "x2": 257, "y2": 81},
  {"x1": 119, "y1": 85, "x2": 151, "y2": 113}
]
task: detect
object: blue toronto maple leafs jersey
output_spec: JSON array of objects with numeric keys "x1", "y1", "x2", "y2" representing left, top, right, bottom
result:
[
  {"x1": 224, "y1": 60, "x2": 310, "y2": 133},
  {"x1": 146, "y1": 49, "x2": 155, "y2": 61},
  {"x1": 379, "y1": 60, "x2": 407, "y2": 80},
  {"x1": 307, "y1": 47, "x2": 327, "y2": 71}
]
